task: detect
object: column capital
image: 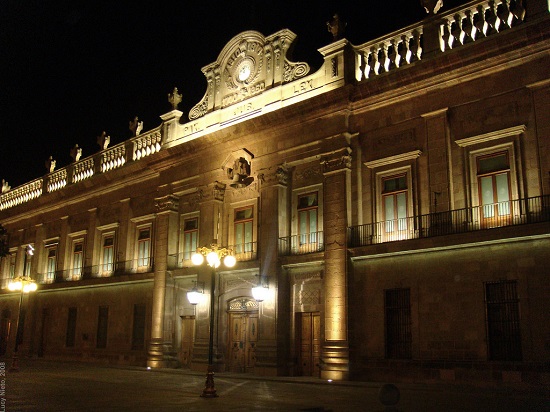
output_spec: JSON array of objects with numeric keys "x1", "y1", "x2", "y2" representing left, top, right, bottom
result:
[
  {"x1": 321, "y1": 147, "x2": 352, "y2": 175},
  {"x1": 258, "y1": 163, "x2": 290, "y2": 188},
  {"x1": 155, "y1": 194, "x2": 179, "y2": 214}
]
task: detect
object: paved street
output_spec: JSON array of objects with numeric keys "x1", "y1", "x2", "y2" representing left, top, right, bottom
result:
[{"x1": 2, "y1": 358, "x2": 548, "y2": 411}]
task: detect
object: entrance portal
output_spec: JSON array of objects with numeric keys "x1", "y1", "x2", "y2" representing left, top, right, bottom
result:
[
  {"x1": 227, "y1": 297, "x2": 258, "y2": 373},
  {"x1": 296, "y1": 311, "x2": 320, "y2": 377}
]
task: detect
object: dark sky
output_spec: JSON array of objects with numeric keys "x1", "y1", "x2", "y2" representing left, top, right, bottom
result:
[{"x1": 0, "y1": 1, "x2": 464, "y2": 189}]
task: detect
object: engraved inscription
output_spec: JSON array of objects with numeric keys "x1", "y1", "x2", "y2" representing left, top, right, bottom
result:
[{"x1": 293, "y1": 79, "x2": 313, "y2": 94}]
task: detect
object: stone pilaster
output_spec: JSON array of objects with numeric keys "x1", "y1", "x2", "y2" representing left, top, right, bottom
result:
[
  {"x1": 147, "y1": 194, "x2": 179, "y2": 368},
  {"x1": 85, "y1": 208, "x2": 98, "y2": 278},
  {"x1": 320, "y1": 147, "x2": 351, "y2": 381},
  {"x1": 256, "y1": 164, "x2": 290, "y2": 376},
  {"x1": 422, "y1": 108, "x2": 451, "y2": 214}
]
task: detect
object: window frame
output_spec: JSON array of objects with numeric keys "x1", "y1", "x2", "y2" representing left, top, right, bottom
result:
[
  {"x1": 181, "y1": 215, "x2": 199, "y2": 263},
  {"x1": 44, "y1": 240, "x2": 58, "y2": 284},
  {"x1": 136, "y1": 224, "x2": 153, "y2": 271}
]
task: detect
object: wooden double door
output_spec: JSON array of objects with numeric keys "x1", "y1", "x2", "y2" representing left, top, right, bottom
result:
[
  {"x1": 296, "y1": 312, "x2": 320, "y2": 377},
  {"x1": 227, "y1": 311, "x2": 258, "y2": 373}
]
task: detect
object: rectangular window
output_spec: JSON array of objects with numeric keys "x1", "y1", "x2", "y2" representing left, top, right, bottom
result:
[
  {"x1": 183, "y1": 218, "x2": 198, "y2": 261},
  {"x1": 9, "y1": 254, "x2": 15, "y2": 279},
  {"x1": 46, "y1": 247, "x2": 56, "y2": 283},
  {"x1": 298, "y1": 193, "x2": 318, "y2": 247},
  {"x1": 382, "y1": 175, "x2": 408, "y2": 235},
  {"x1": 72, "y1": 241, "x2": 83, "y2": 277},
  {"x1": 137, "y1": 228, "x2": 151, "y2": 268},
  {"x1": 234, "y1": 207, "x2": 253, "y2": 255},
  {"x1": 66, "y1": 307, "x2": 77, "y2": 347},
  {"x1": 23, "y1": 246, "x2": 32, "y2": 278},
  {"x1": 131, "y1": 304, "x2": 146, "y2": 350},
  {"x1": 485, "y1": 280, "x2": 522, "y2": 361},
  {"x1": 101, "y1": 235, "x2": 114, "y2": 274},
  {"x1": 385, "y1": 288, "x2": 412, "y2": 359},
  {"x1": 477, "y1": 152, "x2": 511, "y2": 225},
  {"x1": 96, "y1": 306, "x2": 109, "y2": 349}
]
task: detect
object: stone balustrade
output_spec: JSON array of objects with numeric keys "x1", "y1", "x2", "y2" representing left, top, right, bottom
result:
[
  {"x1": 132, "y1": 129, "x2": 162, "y2": 161},
  {"x1": 101, "y1": 144, "x2": 126, "y2": 173},
  {"x1": 47, "y1": 169, "x2": 67, "y2": 193},
  {"x1": 439, "y1": 0, "x2": 525, "y2": 51},
  {"x1": 72, "y1": 158, "x2": 95, "y2": 184},
  {"x1": 353, "y1": 0, "x2": 527, "y2": 82},
  {"x1": 0, "y1": 178, "x2": 43, "y2": 211},
  {"x1": 354, "y1": 27, "x2": 423, "y2": 81}
]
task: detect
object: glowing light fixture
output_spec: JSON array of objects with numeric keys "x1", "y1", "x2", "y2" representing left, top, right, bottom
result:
[
  {"x1": 186, "y1": 282, "x2": 204, "y2": 305},
  {"x1": 252, "y1": 274, "x2": 269, "y2": 302}
]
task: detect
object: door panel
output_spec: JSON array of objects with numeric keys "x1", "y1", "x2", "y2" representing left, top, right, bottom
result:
[
  {"x1": 228, "y1": 312, "x2": 258, "y2": 373},
  {"x1": 297, "y1": 312, "x2": 320, "y2": 377},
  {"x1": 180, "y1": 316, "x2": 195, "y2": 367}
]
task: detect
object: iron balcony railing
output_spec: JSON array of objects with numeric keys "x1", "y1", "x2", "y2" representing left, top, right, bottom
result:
[
  {"x1": 278, "y1": 231, "x2": 324, "y2": 256},
  {"x1": 348, "y1": 195, "x2": 550, "y2": 247},
  {"x1": 33, "y1": 258, "x2": 154, "y2": 284}
]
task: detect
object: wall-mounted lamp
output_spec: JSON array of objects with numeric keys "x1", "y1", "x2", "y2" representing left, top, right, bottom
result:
[
  {"x1": 187, "y1": 281, "x2": 204, "y2": 305},
  {"x1": 252, "y1": 274, "x2": 269, "y2": 302}
]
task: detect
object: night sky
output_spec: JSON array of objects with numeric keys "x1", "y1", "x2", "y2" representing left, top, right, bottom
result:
[{"x1": 0, "y1": 1, "x2": 465, "y2": 189}]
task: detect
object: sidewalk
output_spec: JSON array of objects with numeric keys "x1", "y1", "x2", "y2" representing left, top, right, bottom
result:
[{"x1": 5, "y1": 358, "x2": 550, "y2": 411}]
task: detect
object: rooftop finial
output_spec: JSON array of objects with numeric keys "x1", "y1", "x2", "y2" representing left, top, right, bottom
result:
[
  {"x1": 168, "y1": 87, "x2": 182, "y2": 110},
  {"x1": 327, "y1": 14, "x2": 346, "y2": 41}
]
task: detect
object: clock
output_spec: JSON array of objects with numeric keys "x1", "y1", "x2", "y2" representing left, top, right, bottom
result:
[{"x1": 236, "y1": 58, "x2": 254, "y2": 83}]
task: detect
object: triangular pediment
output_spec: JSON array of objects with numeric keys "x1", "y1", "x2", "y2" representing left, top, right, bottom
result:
[{"x1": 189, "y1": 29, "x2": 310, "y2": 120}]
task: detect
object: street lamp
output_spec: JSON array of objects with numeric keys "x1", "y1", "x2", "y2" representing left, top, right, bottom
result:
[
  {"x1": 190, "y1": 242, "x2": 236, "y2": 398},
  {"x1": 8, "y1": 244, "x2": 37, "y2": 371}
]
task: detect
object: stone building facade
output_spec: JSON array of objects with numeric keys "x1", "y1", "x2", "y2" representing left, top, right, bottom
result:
[{"x1": 0, "y1": 0, "x2": 549, "y2": 385}]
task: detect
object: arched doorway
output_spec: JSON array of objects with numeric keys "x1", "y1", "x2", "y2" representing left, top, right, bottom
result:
[{"x1": 227, "y1": 297, "x2": 258, "y2": 373}]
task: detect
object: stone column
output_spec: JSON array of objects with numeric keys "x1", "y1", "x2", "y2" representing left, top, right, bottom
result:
[
  {"x1": 256, "y1": 164, "x2": 290, "y2": 376},
  {"x1": 320, "y1": 146, "x2": 352, "y2": 381},
  {"x1": 147, "y1": 195, "x2": 179, "y2": 368}
]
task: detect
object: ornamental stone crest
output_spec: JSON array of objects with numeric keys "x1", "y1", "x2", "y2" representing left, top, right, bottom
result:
[{"x1": 189, "y1": 29, "x2": 310, "y2": 120}]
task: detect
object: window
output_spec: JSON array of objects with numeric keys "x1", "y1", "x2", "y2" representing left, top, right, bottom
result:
[
  {"x1": 137, "y1": 228, "x2": 151, "y2": 268},
  {"x1": 96, "y1": 306, "x2": 109, "y2": 349},
  {"x1": 71, "y1": 241, "x2": 83, "y2": 278},
  {"x1": 8, "y1": 253, "x2": 15, "y2": 279},
  {"x1": 66, "y1": 307, "x2": 77, "y2": 347},
  {"x1": 131, "y1": 304, "x2": 146, "y2": 350},
  {"x1": 101, "y1": 235, "x2": 115, "y2": 275},
  {"x1": 182, "y1": 218, "x2": 198, "y2": 261},
  {"x1": 456, "y1": 126, "x2": 524, "y2": 227},
  {"x1": 234, "y1": 207, "x2": 253, "y2": 256},
  {"x1": 385, "y1": 288, "x2": 412, "y2": 359},
  {"x1": 477, "y1": 152, "x2": 511, "y2": 226},
  {"x1": 365, "y1": 151, "x2": 420, "y2": 243},
  {"x1": 45, "y1": 246, "x2": 57, "y2": 283},
  {"x1": 485, "y1": 280, "x2": 522, "y2": 361},
  {"x1": 23, "y1": 245, "x2": 33, "y2": 277},
  {"x1": 298, "y1": 192, "x2": 318, "y2": 247},
  {"x1": 382, "y1": 174, "x2": 408, "y2": 236}
]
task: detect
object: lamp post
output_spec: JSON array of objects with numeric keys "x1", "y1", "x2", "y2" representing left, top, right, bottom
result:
[
  {"x1": 8, "y1": 245, "x2": 37, "y2": 371},
  {"x1": 190, "y1": 242, "x2": 236, "y2": 398}
]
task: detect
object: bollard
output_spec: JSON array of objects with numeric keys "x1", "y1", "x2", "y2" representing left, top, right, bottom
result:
[{"x1": 378, "y1": 383, "x2": 400, "y2": 411}]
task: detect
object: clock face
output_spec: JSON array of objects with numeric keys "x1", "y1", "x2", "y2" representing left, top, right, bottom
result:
[{"x1": 236, "y1": 59, "x2": 254, "y2": 83}]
